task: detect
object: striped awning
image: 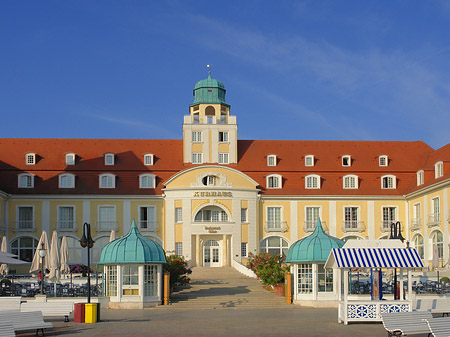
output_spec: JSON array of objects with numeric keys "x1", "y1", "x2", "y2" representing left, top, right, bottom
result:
[{"x1": 325, "y1": 248, "x2": 424, "y2": 269}]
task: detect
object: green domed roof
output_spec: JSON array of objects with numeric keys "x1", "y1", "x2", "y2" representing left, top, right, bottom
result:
[
  {"x1": 191, "y1": 74, "x2": 229, "y2": 107},
  {"x1": 285, "y1": 219, "x2": 344, "y2": 263},
  {"x1": 98, "y1": 220, "x2": 167, "y2": 265}
]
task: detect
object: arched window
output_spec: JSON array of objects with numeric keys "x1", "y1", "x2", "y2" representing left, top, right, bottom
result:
[
  {"x1": 435, "y1": 161, "x2": 444, "y2": 178},
  {"x1": 11, "y1": 236, "x2": 38, "y2": 262},
  {"x1": 260, "y1": 236, "x2": 289, "y2": 256},
  {"x1": 432, "y1": 231, "x2": 444, "y2": 259},
  {"x1": 379, "y1": 155, "x2": 388, "y2": 167},
  {"x1": 412, "y1": 234, "x2": 424, "y2": 259},
  {"x1": 91, "y1": 236, "x2": 110, "y2": 264},
  {"x1": 59, "y1": 173, "x2": 75, "y2": 188},
  {"x1": 25, "y1": 153, "x2": 36, "y2": 165},
  {"x1": 139, "y1": 174, "x2": 155, "y2": 189},
  {"x1": 65, "y1": 153, "x2": 75, "y2": 165},
  {"x1": 194, "y1": 206, "x2": 229, "y2": 222},
  {"x1": 99, "y1": 174, "x2": 115, "y2": 188},
  {"x1": 202, "y1": 175, "x2": 219, "y2": 186},
  {"x1": 305, "y1": 174, "x2": 320, "y2": 189},
  {"x1": 305, "y1": 155, "x2": 314, "y2": 167},
  {"x1": 267, "y1": 174, "x2": 281, "y2": 189},
  {"x1": 381, "y1": 175, "x2": 396, "y2": 189},
  {"x1": 18, "y1": 173, "x2": 34, "y2": 188},
  {"x1": 65, "y1": 236, "x2": 83, "y2": 264},
  {"x1": 104, "y1": 153, "x2": 114, "y2": 165},
  {"x1": 341, "y1": 235, "x2": 363, "y2": 242},
  {"x1": 343, "y1": 175, "x2": 358, "y2": 189}
]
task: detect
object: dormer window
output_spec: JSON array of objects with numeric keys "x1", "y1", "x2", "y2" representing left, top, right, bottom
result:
[
  {"x1": 105, "y1": 153, "x2": 114, "y2": 166},
  {"x1": 144, "y1": 154, "x2": 154, "y2": 166},
  {"x1": 342, "y1": 155, "x2": 351, "y2": 167},
  {"x1": 26, "y1": 153, "x2": 36, "y2": 165},
  {"x1": 305, "y1": 155, "x2": 314, "y2": 167},
  {"x1": 139, "y1": 174, "x2": 155, "y2": 188},
  {"x1": 381, "y1": 175, "x2": 396, "y2": 189},
  {"x1": 305, "y1": 174, "x2": 320, "y2": 189},
  {"x1": 267, "y1": 155, "x2": 277, "y2": 167},
  {"x1": 18, "y1": 173, "x2": 34, "y2": 188},
  {"x1": 99, "y1": 174, "x2": 115, "y2": 188},
  {"x1": 417, "y1": 170, "x2": 424, "y2": 186},
  {"x1": 65, "y1": 153, "x2": 75, "y2": 165},
  {"x1": 59, "y1": 173, "x2": 75, "y2": 188},
  {"x1": 343, "y1": 175, "x2": 358, "y2": 189},
  {"x1": 267, "y1": 174, "x2": 281, "y2": 189},
  {"x1": 379, "y1": 155, "x2": 388, "y2": 167},
  {"x1": 435, "y1": 161, "x2": 443, "y2": 178}
]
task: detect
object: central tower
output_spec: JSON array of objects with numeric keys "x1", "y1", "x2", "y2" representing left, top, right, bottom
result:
[{"x1": 183, "y1": 72, "x2": 238, "y2": 164}]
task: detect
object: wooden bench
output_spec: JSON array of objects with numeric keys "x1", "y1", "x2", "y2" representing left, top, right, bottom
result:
[
  {"x1": 0, "y1": 311, "x2": 52, "y2": 336},
  {"x1": 423, "y1": 317, "x2": 450, "y2": 337},
  {"x1": 21, "y1": 301, "x2": 74, "y2": 322},
  {"x1": 0, "y1": 320, "x2": 15, "y2": 337},
  {"x1": 381, "y1": 311, "x2": 432, "y2": 336},
  {"x1": 0, "y1": 297, "x2": 22, "y2": 311}
]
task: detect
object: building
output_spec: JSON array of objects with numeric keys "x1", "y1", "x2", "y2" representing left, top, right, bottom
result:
[{"x1": 1, "y1": 73, "x2": 450, "y2": 277}]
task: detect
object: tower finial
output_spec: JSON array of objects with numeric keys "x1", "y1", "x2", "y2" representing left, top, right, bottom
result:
[{"x1": 206, "y1": 64, "x2": 211, "y2": 77}]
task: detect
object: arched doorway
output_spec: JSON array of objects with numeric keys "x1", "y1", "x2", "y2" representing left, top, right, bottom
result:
[{"x1": 203, "y1": 240, "x2": 221, "y2": 267}]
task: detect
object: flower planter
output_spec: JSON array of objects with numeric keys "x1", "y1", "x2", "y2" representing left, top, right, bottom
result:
[{"x1": 273, "y1": 283, "x2": 285, "y2": 297}]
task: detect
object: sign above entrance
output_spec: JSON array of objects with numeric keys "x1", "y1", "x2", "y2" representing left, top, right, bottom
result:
[
  {"x1": 193, "y1": 191, "x2": 232, "y2": 197},
  {"x1": 204, "y1": 226, "x2": 221, "y2": 233}
]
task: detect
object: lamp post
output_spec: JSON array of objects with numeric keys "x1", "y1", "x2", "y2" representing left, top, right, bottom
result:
[
  {"x1": 389, "y1": 221, "x2": 405, "y2": 300},
  {"x1": 38, "y1": 242, "x2": 47, "y2": 295},
  {"x1": 80, "y1": 222, "x2": 95, "y2": 303}
]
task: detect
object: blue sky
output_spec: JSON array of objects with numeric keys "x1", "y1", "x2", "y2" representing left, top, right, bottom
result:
[{"x1": 1, "y1": 1, "x2": 450, "y2": 149}]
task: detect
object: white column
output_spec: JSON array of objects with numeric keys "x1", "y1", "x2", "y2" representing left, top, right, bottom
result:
[
  {"x1": 232, "y1": 198, "x2": 241, "y2": 262},
  {"x1": 123, "y1": 200, "x2": 131, "y2": 233},
  {"x1": 139, "y1": 266, "x2": 144, "y2": 301},
  {"x1": 312, "y1": 263, "x2": 317, "y2": 301},
  {"x1": 367, "y1": 201, "x2": 375, "y2": 240},
  {"x1": 117, "y1": 265, "x2": 122, "y2": 301},
  {"x1": 42, "y1": 200, "x2": 50, "y2": 233},
  {"x1": 443, "y1": 189, "x2": 448, "y2": 263},
  {"x1": 248, "y1": 198, "x2": 258, "y2": 255},
  {"x1": 181, "y1": 199, "x2": 191, "y2": 260},
  {"x1": 329, "y1": 201, "x2": 336, "y2": 237},
  {"x1": 290, "y1": 201, "x2": 298, "y2": 242},
  {"x1": 407, "y1": 270, "x2": 412, "y2": 300},
  {"x1": 82, "y1": 200, "x2": 90, "y2": 226},
  {"x1": 399, "y1": 269, "x2": 404, "y2": 300},
  {"x1": 423, "y1": 196, "x2": 428, "y2": 261}
]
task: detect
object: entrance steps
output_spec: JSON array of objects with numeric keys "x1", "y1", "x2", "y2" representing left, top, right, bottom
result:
[{"x1": 160, "y1": 266, "x2": 292, "y2": 310}]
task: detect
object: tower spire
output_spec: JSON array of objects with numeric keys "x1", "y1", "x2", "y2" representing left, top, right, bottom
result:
[{"x1": 206, "y1": 64, "x2": 211, "y2": 77}]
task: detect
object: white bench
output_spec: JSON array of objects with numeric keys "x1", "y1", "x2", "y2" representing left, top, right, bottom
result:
[
  {"x1": 381, "y1": 311, "x2": 432, "y2": 336},
  {"x1": 423, "y1": 317, "x2": 450, "y2": 337},
  {"x1": 0, "y1": 297, "x2": 22, "y2": 311},
  {"x1": 0, "y1": 320, "x2": 15, "y2": 337},
  {"x1": 0, "y1": 311, "x2": 52, "y2": 336},
  {"x1": 21, "y1": 301, "x2": 74, "y2": 322}
]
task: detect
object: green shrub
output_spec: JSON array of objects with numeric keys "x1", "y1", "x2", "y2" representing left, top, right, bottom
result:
[
  {"x1": 246, "y1": 252, "x2": 289, "y2": 286},
  {"x1": 164, "y1": 255, "x2": 192, "y2": 287}
]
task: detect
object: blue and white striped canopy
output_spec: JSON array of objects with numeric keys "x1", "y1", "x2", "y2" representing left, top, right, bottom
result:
[{"x1": 326, "y1": 248, "x2": 424, "y2": 269}]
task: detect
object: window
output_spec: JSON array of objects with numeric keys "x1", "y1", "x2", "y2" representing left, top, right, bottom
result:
[
  {"x1": 267, "y1": 155, "x2": 277, "y2": 167},
  {"x1": 192, "y1": 131, "x2": 202, "y2": 142},
  {"x1": 17, "y1": 206, "x2": 33, "y2": 229},
  {"x1": 435, "y1": 161, "x2": 443, "y2": 178},
  {"x1": 140, "y1": 174, "x2": 155, "y2": 189},
  {"x1": 432, "y1": 231, "x2": 444, "y2": 260},
  {"x1": 144, "y1": 154, "x2": 154, "y2": 166},
  {"x1": 218, "y1": 153, "x2": 229, "y2": 164},
  {"x1": 65, "y1": 236, "x2": 83, "y2": 263},
  {"x1": 430, "y1": 197, "x2": 440, "y2": 223},
  {"x1": 342, "y1": 155, "x2": 351, "y2": 167},
  {"x1": 194, "y1": 206, "x2": 228, "y2": 222},
  {"x1": 58, "y1": 206, "x2": 75, "y2": 230},
  {"x1": 305, "y1": 155, "x2": 314, "y2": 167},
  {"x1": 65, "y1": 153, "x2": 75, "y2": 165},
  {"x1": 11, "y1": 237, "x2": 38, "y2": 262},
  {"x1": 241, "y1": 208, "x2": 248, "y2": 223},
  {"x1": 98, "y1": 206, "x2": 117, "y2": 230},
  {"x1": 122, "y1": 265, "x2": 139, "y2": 295},
  {"x1": 144, "y1": 265, "x2": 158, "y2": 296},
  {"x1": 175, "y1": 208, "x2": 182, "y2": 223},
  {"x1": 344, "y1": 207, "x2": 359, "y2": 230},
  {"x1": 260, "y1": 236, "x2": 288, "y2": 256},
  {"x1": 267, "y1": 207, "x2": 282, "y2": 230},
  {"x1": 267, "y1": 174, "x2": 281, "y2": 189},
  {"x1": 412, "y1": 234, "x2": 424, "y2": 259},
  {"x1": 99, "y1": 174, "x2": 115, "y2": 188},
  {"x1": 379, "y1": 155, "x2": 388, "y2": 167},
  {"x1": 175, "y1": 242, "x2": 183, "y2": 256},
  {"x1": 26, "y1": 153, "x2": 35, "y2": 165},
  {"x1": 412, "y1": 203, "x2": 421, "y2": 226},
  {"x1": 59, "y1": 173, "x2": 75, "y2": 188},
  {"x1": 417, "y1": 170, "x2": 424, "y2": 186},
  {"x1": 202, "y1": 175, "x2": 218, "y2": 186},
  {"x1": 104, "y1": 153, "x2": 114, "y2": 165},
  {"x1": 305, "y1": 207, "x2": 320, "y2": 231},
  {"x1": 382, "y1": 207, "x2": 396, "y2": 230},
  {"x1": 343, "y1": 175, "x2": 358, "y2": 189},
  {"x1": 241, "y1": 242, "x2": 248, "y2": 257},
  {"x1": 18, "y1": 173, "x2": 34, "y2": 188},
  {"x1": 381, "y1": 175, "x2": 396, "y2": 189},
  {"x1": 305, "y1": 175, "x2": 320, "y2": 189},
  {"x1": 106, "y1": 265, "x2": 117, "y2": 296},
  {"x1": 298, "y1": 263, "x2": 313, "y2": 294},
  {"x1": 318, "y1": 263, "x2": 333, "y2": 292},
  {"x1": 218, "y1": 131, "x2": 229, "y2": 142},
  {"x1": 192, "y1": 153, "x2": 203, "y2": 164},
  {"x1": 139, "y1": 206, "x2": 157, "y2": 230}
]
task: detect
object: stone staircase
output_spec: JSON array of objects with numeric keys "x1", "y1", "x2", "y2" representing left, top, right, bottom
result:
[{"x1": 160, "y1": 266, "x2": 292, "y2": 310}]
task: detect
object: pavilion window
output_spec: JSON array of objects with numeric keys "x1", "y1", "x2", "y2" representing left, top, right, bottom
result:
[
  {"x1": 298, "y1": 263, "x2": 313, "y2": 294},
  {"x1": 318, "y1": 263, "x2": 333, "y2": 292},
  {"x1": 144, "y1": 265, "x2": 158, "y2": 297},
  {"x1": 106, "y1": 265, "x2": 117, "y2": 296},
  {"x1": 122, "y1": 265, "x2": 139, "y2": 295}
]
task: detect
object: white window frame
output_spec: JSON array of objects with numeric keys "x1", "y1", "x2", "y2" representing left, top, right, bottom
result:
[
  {"x1": 144, "y1": 154, "x2": 154, "y2": 166},
  {"x1": 379, "y1": 155, "x2": 388, "y2": 167},
  {"x1": 266, "y1": 206, "x2": 283, "y2": 229},
  {"x1": 192, "y1": 131, "x2": 202, "y2": 143},
  {"x1": 104, "y1": 153, "x2": 114, "y2": 166},
  {"x1": 65, "y1": 153, "x2": 75, "y2": 165},
  {"x1": 417, "y1": 170, "x2": 424, "y2": 186},
  {"x1": 435, "y1": 161, "x2": 443, "y2": 179},
  {"x1": 218, "y1": 131, "x2": 229, "y2": 143},
  {"x1": 58, "y1": 173, "x2": 75, "y2": 188},
  {"x1": 305, "y1": 174, "x2": 320, "y2": 189},
  {"x1": 99, "y1": 173, "x2": 116, "y2": 188},
  {"x1": 342, "y1": 155, "x2": 351, "y2": 167},
  {"x1": 25, "y1": 153, "x2": 35, "y2": 165},
  {"x1": 381, "y1": 206, "x2": 397, "y2": 230},
  {"x1": 175, "y1": 207, "x2": 182, "y2": 223},
  {"x1": 241, "y1": 208, "x2": 248, "y2": 223},
  {"x1": 412, "y1": 233, "x2": 424, "y2": 260},
  {"x1": 16, "y1": 205, "x2": 35, "y2": 230},
  {"x1": 305, "y1": 206, "x2": 322, "y2": 230},
  {"x1": 241, "y1": 242, "x2": 248, "y2": 257},
  {"x1": 18, "y1": 173, "x2": 34, "y2": 188},
  {"x1": 343, "y1": 174, "x2": 358, "y2": 189},
  {"x1": 138, "y1": 205, "x2": 157, "y2": 230},
  {"x1": 267, "y1": 155, "x2": 277, "y2": 167},
  {"x1": 57, "y1": 205, "x2": 76, "y2": 230},
  {"x1": 218, "y1": 153, "x2": 229, "y2": 164},
  {"x1": 381, "y1": 175, "x2": 396, "y2": 189},
  {"x1": 192, "y1": 153, "x2": 203, "y2": 164},
  {"x1": 305, "y1": 155, "x2": 314, "y2": 167},
  {"x1": 98, "y1": 205, "x2": 117, "y2": 230},
  {"x1": 175, "y1": 242, "x2": 183, "y2": 256},
  {"x1": 343, "y1": 205, "x2": 360, "y2": 229},
  {"x1": 139, "y1": 174, "x2": 155, "y2": 189},
  {"x1": 266, "y1": 174, "x2": 281, "y2": 189}
]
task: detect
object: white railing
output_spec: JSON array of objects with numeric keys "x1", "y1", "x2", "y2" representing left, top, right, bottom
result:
[
  {"x1": 410, "y1": 218, "x2": 421, "y2": 231},
  {"x1": 96, "y1": 221, "x2": 119, "y2": 232},
  {"x1": 427, "y1": 213, "x2": 440, "y2": 226},
  {"x1": 56, "y1": 221, "x2": 77, "y2": 231},
  {"x1": 14, "y1": 221, "x2": 35, "y2": 231},
  {"x1": 138, "y1": 220, "x2": 158, "y2": 232},
  {"x1": 340, "y1": 300, "x2": 412, "y2": 324},
  {"x1": 265, "y1": 221, "x2": 288, "y2": 233},
  {"x1": 342, "y1": 221, "x2": 365, "y2": 232},
  {"x1": 304, "y1": 221, "x2": 327, "y2": 232}
]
